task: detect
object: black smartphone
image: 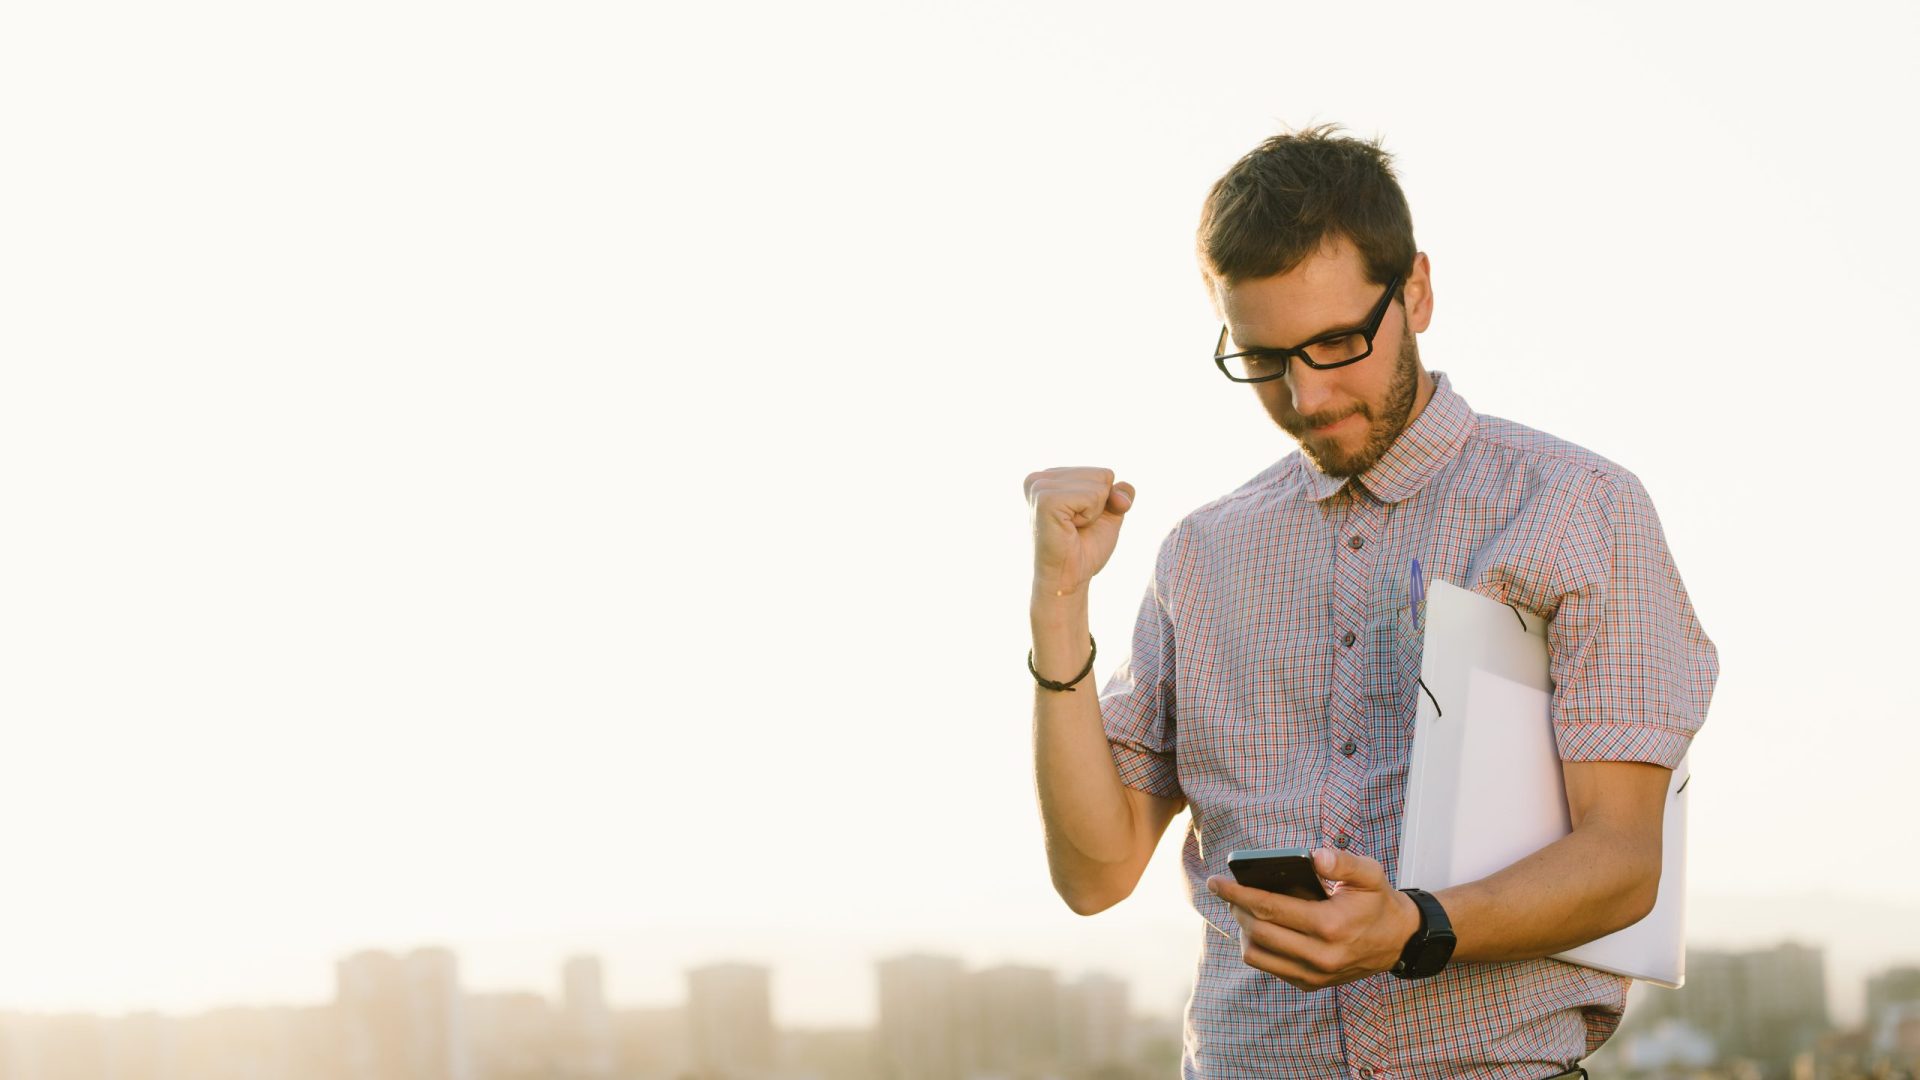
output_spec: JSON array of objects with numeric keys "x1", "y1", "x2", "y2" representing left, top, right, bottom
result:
[{"x1": 1225, "y1": 847, "x2": 1329, "y2": 901}]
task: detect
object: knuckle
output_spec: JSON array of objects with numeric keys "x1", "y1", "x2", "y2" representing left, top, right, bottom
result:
[
  {"x1": 1244, "y1": 923, "x2": 1274, "y2": 955},
  {"x1": 1307, "y1": 944, "x2": 1341, "y2": 974}
]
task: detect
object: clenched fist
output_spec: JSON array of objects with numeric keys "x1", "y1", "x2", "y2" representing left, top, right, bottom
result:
[{"x1": 1023, "y1": 467, "x2": 1136, "y2": 600}]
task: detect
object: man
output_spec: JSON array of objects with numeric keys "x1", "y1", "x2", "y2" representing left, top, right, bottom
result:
[{"x1": 1022, "y1": 125, "x2": 1717, "y2": 1080}]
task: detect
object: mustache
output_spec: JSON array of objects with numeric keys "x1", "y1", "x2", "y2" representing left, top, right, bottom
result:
[{"x1": 1283, "y1": 401, "x2": 1370, "y2": 434}]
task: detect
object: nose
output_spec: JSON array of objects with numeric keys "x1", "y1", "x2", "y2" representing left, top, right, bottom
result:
[{"x1": 1285, "y1": 361, "x2": 1342, "y2": 419}]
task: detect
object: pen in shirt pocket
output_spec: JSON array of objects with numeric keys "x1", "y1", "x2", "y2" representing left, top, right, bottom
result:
[{"x1": 1408, "y1": 557, "x2": 1426, "y2": 631}]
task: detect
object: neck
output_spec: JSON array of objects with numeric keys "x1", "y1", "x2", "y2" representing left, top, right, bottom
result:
[{"x1": 1405, "y1": 367, "x2": 1437, "y2": 427}]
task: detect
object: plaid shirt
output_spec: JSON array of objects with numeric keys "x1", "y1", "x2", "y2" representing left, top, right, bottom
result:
[{"x1": 1100, "y1": 372, "x2": 1717, "y2": 1080}]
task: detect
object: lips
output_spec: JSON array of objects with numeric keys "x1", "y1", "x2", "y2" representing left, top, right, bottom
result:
[
  {"x1": 1304, "y1": 409, "x2": 1368, "y2": 438},
  {"x1": 1281, "y1": 403, "x2": 1368, "y2": 442}
]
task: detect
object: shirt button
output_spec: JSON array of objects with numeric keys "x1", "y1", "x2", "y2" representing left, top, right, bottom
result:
[
  {"x1": 1346, "y1": 535, "x2": 1365, "y2": 550},
  {"x1": 1335, "y1": 834, "x2": 1351, "y2": 849},
  {"x1": 1341, "y1": 630, "x2": 1356, "y2": 648},
  {"x1": 1340, "y1": 740, "x2": 1357, "y2": 756}
]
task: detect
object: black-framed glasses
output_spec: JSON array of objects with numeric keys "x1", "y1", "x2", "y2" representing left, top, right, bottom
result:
[{"x1": 1213, "y1": 272, "x2": 1404, "y2": 383}]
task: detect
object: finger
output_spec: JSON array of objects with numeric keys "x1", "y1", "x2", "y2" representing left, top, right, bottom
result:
[
  {"x1": 1313, "y1": 847, "x2": 1388, "y2": 891},
  {"x1": 1236, "y1": 928, "x2": 1342, "y2": 992},
  {"x1": 1222, "y1": 900, "x2": 1291, "y2": 941},
  {"x1": 1029, "y1": 483, "x2": 1108, "y2": 529},
  {"x1": 1226, "y1": 902, "x2": 1255, "y2": 935},
  {"x1": 1024, "y1": 468, "x2": 1116, "y2": 509},
  {"x1": 1245, "y1": 917, "x2": 1385, "y2": 991},
  {"x1": 1074, "y1": 474, "x2": 1126, "y2": 526},
  {"x1": 1241, "y1": 916, "x2": 1339, "y2": 971},
  {"x1": 1041, "y1": 474, "x2": 1114, "y2": 528},
  {"x1": 1207, "y1": 876, "x2": 1333, "y2": 938}
]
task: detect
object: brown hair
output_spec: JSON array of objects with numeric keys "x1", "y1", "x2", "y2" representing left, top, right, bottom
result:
[{"x1": 1196, "y1": 123, "x2": 1416, "y2": 297}]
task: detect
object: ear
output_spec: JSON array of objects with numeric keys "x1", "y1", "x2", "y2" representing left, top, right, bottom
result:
[{"x1": 1403, "y1": 251, "x2": 1434, "y2": 334}]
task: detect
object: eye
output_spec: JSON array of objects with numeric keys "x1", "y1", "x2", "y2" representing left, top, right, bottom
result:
[{"x1": 1306, "y1": 334, "x2": 1364, "y2": 359}]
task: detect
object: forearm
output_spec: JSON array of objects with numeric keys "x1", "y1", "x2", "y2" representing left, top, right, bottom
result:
[
  {"x1": 1436, "y1": 819, "x2": 1660, "y2": 964},
  {"x1": 1031, "y1": 590, "x2": 1141, "y2": 910}
]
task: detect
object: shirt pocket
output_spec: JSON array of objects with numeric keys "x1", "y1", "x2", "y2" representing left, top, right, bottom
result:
[{"x1": 1364, "y1": 594, "x2": 1424, "y2": 760}]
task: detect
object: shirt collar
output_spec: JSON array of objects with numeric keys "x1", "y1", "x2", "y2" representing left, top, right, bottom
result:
[{"x1": 1299, "y1": 371, "x2": 1475, "y2": 504}]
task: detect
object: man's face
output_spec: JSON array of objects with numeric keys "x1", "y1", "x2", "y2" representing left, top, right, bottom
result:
[{"x1": 1219, "y1": 237, "x2": 1435, "y2": 478}]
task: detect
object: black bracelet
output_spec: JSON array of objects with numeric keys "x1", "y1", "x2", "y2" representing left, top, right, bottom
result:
[{"x1": 1028, "y1": 635, "x2": 1096, "y2": 692}]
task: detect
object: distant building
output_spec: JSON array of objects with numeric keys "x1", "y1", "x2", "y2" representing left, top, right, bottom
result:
[
  {"x1": 1627, "y1": 942, "x2": 1829, "y2": 1077},
  {"x1": 175, "y1": 1006, "x2": 338, "y2": 1080},
  {"x1": 877, "y1": 954, "x2": 967, "y2": 1080},
  {"x1": 782, "y1": 1027, "x2": 880, "y2": 1080},
  {"x1": 99, "y1": 1011, "x2": 176, "y2": 1080},
  {"x1": 614, "y1": 1006, "x2": 689, "y2": 1080},
  {"x1": 559, "y1": 956, "x2": 615, "y2": 1079},
  {"x1": 1059, "y1": 972, "x2": 1130, "y2": 1074},
  {"x1": 966, "y1": 964, "x2": 1060, "y2": 1077},
  {"x1": 1619, "y1": 1017, "x2": 1717, "y2": 1072},
  {"x1": 337, "y1": 947, "x2": 473, "y2": 1080},
  {"x1": 1872, "y1": 1001, "x2": 1920, "y2": 1064},
  {"x1": 1867, "y1": 966, "x2": 1920, "y2": 1031},
  {"x1": 686, "y1": 962, "x2": 775, "y2": 1079},
  {"x1": 467, "y1": 992, "x2": 555, "y2": 1080},
  {"x1": 0, "y1": 1014, "x2": 110, "y2": 1080},
  {"x1": 0, "y1": 1005, "x2": 338, "y2": 1080}
]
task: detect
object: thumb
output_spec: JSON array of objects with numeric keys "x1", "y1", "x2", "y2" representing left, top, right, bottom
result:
[
  {"x1": 1313, "y1": 847, "x2": 1388, "y2": 890},
  {"x1": 1107, "y1": 481, "x2": 1136, "y2": 515}
]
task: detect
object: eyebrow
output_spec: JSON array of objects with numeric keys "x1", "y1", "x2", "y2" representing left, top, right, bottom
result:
[{"x1": 1234, "y1": 309, "x2": 1370, "y2": 353}]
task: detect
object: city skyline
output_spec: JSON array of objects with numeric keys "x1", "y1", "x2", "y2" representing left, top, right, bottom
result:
[
  {"x1": 6, "y1": 921, "x2": 1916, "y2": 1031},
  {"x1": 5, "y1": 940, "x2": 1918, "y2": 1080}
]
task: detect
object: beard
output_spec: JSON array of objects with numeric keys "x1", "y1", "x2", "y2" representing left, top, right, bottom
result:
[{"x1": 1267, "y1": 330, "x2": 1421, "y2": 479}]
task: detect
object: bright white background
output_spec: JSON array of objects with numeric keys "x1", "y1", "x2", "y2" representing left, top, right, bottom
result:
[{"x1": 2, "y1": 0, "x2": 1915, "y2": 1030}]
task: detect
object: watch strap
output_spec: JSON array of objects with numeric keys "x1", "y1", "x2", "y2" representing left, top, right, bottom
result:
[{"x1": 1391, "y1": 887, "x2": 1457, "y2": 980}]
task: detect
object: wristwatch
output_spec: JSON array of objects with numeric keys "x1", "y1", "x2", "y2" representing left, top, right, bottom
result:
[{"x1": 1390, "y1": 888, "x2": 1456, "y2": 980}]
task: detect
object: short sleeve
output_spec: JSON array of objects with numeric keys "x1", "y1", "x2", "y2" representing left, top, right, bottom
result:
[
  {"x1": 1098, "y1": 530, "x2": 1183, "y2": 799},
  {"x1": 1548, "y1": 471, "x2": 1719, "y2": 768}
]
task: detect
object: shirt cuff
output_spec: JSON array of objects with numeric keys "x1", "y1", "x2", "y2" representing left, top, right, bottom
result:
[
  {"x1": 1108, "y1": 740, "x2": 1183, "y2": 799},
  {"x1": 1555, "y1": 720, "x2": 1693, "y2": 770}
]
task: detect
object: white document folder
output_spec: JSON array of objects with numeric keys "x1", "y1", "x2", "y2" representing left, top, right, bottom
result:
[{"x1": 1395, "y1": 580, "x2": 1690, "y2": 988}]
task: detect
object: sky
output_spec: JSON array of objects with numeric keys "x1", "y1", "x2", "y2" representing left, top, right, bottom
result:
[{"x1": 2, "y1": 0, "x2": 1917, "y2": 1033}]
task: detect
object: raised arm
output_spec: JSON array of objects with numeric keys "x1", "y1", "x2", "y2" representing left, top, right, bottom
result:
[{"x1": 1025, "y1": 467, "x2": 1186, "y2": 915}]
